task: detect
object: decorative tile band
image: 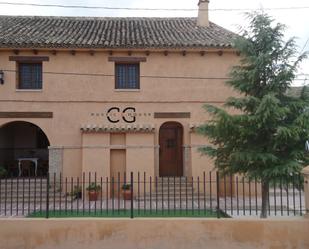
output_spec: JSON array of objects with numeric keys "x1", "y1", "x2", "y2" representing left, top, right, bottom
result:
[{"x1": 81, "y1": 124, "x2": 155, "y2": 133}]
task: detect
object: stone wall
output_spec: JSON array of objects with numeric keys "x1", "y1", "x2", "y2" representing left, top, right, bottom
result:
[
  {"x1": 48, "y1": 147, "x2": 63, "y2": 175},
  {"x1": 0, "y1": 218, "x2": 308, "y2": 249}
]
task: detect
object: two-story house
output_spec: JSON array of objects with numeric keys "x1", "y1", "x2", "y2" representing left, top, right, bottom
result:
[{"x1": 0, "y1": 0, "x2": 238, "y2": 180}]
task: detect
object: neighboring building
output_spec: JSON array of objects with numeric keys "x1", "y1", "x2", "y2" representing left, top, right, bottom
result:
[{"x1": 0, "y1": 0, "x2": 239, "y2": 179}]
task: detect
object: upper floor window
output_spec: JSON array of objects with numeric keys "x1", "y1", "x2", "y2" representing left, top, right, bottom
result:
[
  {"x1": 115, "y1": 63, "x2": 140, "y2": 89},
  {"x1": 9, "y1": 56, "x2": 49, "y2": 90},
  {"x1": 18, "y1": 63, "x2": 42, "y2": 89}
]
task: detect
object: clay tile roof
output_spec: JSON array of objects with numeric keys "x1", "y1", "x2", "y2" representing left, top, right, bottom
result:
[{"x1": 0, "y1": 16, "x2": 236, "y2": 49}]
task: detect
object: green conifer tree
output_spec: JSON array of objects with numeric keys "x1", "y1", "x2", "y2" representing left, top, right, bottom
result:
[{"x1": 197, "y1": 12, "x2": 309, "y2": 218}]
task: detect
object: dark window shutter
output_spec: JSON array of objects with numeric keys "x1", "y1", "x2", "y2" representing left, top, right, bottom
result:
[
  {"x1": 115, "y1": 63, "x2": 139, "y2": 89},
  {"x1": 18, "y1": 63, "x2": 42, "y2": 89}
]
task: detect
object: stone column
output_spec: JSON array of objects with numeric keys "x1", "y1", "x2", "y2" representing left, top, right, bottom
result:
[
  {"x1": 48, "y1": 146, "x2": 63, "y2": 177},
  {"x1": 154, "y1": 145, "x2": 160, "y2": 177},
  {"x1": 183, "y1": 145, "x2": 191, "y2": 177},
  {"x1": 302, "y1": 166, "x2": 309, "y2": 218}
]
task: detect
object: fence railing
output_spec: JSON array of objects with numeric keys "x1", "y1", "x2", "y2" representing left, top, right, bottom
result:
[{"x1": 0, "y1": 172, "x2": 305, "y2": 218}]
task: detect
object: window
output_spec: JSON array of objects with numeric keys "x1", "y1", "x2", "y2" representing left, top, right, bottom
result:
[
  {"x1": 18, "y1": 63, "x2": 42, "y2": 89},
  {"x1": 115, "y1": 63, "x2": 140, "y2": 89}
]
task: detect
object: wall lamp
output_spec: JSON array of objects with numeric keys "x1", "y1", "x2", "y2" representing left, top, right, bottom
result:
[{"x1": 0, "y1": 70, "x2": 4, "y2": 84}]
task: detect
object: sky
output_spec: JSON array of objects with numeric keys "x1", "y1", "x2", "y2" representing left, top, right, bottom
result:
[{"x1": 0, "y1": 0, "x2": 308, "y2": 85}]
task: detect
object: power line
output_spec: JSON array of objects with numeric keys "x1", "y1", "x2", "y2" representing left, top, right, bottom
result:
[
  {"x1": 1, "y1": 69, "x2": 230, "y2": 80},
  {"x1": 2, "y1": 69, "x2": 307, "y2": 81},
  {"x1": 300, "y1": 36, "x2": 309, "y2": 53},
  {"x1": 0, "y1": 2, "x2": 309, "y2": 12}
]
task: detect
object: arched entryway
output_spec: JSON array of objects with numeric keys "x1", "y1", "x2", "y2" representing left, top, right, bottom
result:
[
  {"x1": 0, "y1": 121, "x2": 50, "y2": 177},
  {"x1": 159, "y1": 122, "x2": 183, "y2": 177}
]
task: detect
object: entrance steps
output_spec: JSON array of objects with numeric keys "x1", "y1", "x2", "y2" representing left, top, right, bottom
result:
[
  {"x1": 137, "y1": 177, "x2": 210, "y2": 201},
  {"x1": 0, "y1": 178, "x2": 73, "y2": 203}
]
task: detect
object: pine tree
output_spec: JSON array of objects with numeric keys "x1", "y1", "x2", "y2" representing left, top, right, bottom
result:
[{"x1": 197, "y1": 12, "x2": 309, "y2": 218}]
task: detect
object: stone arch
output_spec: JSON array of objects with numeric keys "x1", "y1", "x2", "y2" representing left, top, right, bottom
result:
[{"x1": 0, "y1": 121, "x2": 50, "y2": 177}]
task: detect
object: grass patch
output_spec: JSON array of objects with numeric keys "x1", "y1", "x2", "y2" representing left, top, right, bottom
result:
[{"x1": 28, "y1": 209, "x2": 229, "y2": 218}]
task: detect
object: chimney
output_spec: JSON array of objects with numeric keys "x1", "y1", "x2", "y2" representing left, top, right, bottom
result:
[{"x1": 197, "y1": 0, "x2": 210, "y2": 27}]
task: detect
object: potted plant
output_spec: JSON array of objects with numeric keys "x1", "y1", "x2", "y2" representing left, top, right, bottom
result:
[
  {"x1": 0, "y1": 167, "x2": 7, "y2": 178},
  {"x1": 121, "y1": 183, "x2": 132, "y2": 200},
  {"x1": 70, "y1": 185, "x2": 82, "y2": 200},
  {"x1": 86, "y1": 183, "x2": 101, "y2": 201}
]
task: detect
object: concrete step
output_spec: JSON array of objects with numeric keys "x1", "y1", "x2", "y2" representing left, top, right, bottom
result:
[
  {"x1": 0, "y1": 178, "x2": 47, "y2": 183},
  {"x1": 146, "y1": 190, "x2": 195, "y2": 197},
  {"x1": 0, "y1": 188, "x2": 50, "y2": 193},
  {"x1": 155, "y1": 183, "x2": 193, "y2": 187},
  {"x1": 137, "y1": 192, "x2": 211, "y2": 200},
  {"x1": 0, "y1": 183, "x2": 52, "y2": 186},
  {"x1": 155, "y1": 185, "x2": 193, "y2": 190},
  {"x1": 136, "y1": 197, "x2": 213, "y2": 202},
  {"x1": 0, "y1": 189, "x2": 64, "y2": 196},
  {"x1": 0, "y1": 184, "x2": 71, "y2": 194},
  {"x1": 0, "y1": 196, "x2": 75, "y2": 202},
  {"x1": 157, "y1": 177, "x2": 192, "y2": 183}
]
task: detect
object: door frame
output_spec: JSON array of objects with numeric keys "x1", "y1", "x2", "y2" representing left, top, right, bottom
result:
[{"x1": 158, "y1": 121, "x2": 184, "y2": 177}]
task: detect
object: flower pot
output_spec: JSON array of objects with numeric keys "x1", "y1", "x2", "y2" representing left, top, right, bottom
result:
[
  {"x1": 88, "y1": 190, "x2": 100, "y2": 201},
  {"x1": 122, "y1": 189, "x2": 132, "y2": 200},
  {"x1": 75, "y1": 191, "x2": 82, "y2": 199}
]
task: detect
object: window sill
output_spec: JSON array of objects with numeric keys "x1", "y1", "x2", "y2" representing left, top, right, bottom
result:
[
  {"x1": 15, "y1": 89, "x2": 43, "y2": 92},
  {"x1": 114, "y1": 89, "x2": 140, "y2": 92}
]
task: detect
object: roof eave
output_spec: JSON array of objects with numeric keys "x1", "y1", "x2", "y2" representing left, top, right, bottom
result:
[{"x1": 0, "y1": 46, "x2": 235, "y2": 52}]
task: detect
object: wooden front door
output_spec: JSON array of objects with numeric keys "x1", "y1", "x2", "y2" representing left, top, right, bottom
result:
[{"x1": 159, "y1": 122, "x2": 183, "y2": 177}]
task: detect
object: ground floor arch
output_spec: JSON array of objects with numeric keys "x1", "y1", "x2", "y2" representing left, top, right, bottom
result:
[{"x1": 0, "y1": 121, "x2": 50, "y2": 177}]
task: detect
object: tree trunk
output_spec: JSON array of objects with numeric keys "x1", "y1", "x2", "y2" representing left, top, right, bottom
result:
[{"x1": 260, "y1": 179, "x2": 269, "y2": 218}]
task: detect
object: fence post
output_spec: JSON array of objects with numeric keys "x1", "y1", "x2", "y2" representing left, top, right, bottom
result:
[
  {"x1": 302, "y1": 166, "x2": 309, "y2": 218},
  {"x1": 216, "y1": 172, "x2": 220, "y2": 218},
  {"x1": 130, "y1": 172, "x2": 134, "y2": 219},
  {"x1": 46, "y1": 173, "x2": 50, "y2": 219}
]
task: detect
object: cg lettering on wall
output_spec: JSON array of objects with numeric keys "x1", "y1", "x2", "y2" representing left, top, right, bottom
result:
[{"x1": 107, "y1": 107, "x2": 136, "y2": 123}]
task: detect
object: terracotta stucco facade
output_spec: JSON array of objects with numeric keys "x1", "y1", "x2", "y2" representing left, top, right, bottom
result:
[{"x1": 0, "y1": 49, "x2": 239, "y2": 179}]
